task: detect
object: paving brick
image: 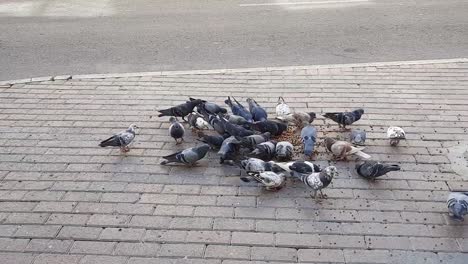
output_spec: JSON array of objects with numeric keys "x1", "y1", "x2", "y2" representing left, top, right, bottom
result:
[
  {"x1": 275, "y1": 233, "x2": 320, "y2": 247},
  {"x1": 23, "y1": 191, "x2": 65, "y2": 201},
  {"x1": 214, "y1": 218, "x2": 255, "y2": 231},
  {"x1": 4, "y1": 213, "x2": 49, "y2": 224},
  {"x1": 57, "y1": 226, "x2": 103, "y2": 240},
  {"x1": 0, "y1": 201, "x2": 38, "y2": 212},
  {"x1": 101, "y1": 193, "x2": 140, "y2": 203},
  {"x1": 231, "y1": 232, "x2": 274, "y2": 246},
  {"x1": 33, "y1": 254, "x2": 82, "y2": 264},
  {"x1": 298, "y1": 249, "x2": 345, "y2": 263},
  {"x1": 438, "y1": 253, "x2": 468, "y2": 264},
  {"x1": 34, "y1": 201, "x2": 76, "y2": 213},
  {"x1": 154, "y1": 205, "x2": 194, "y2": 216},
  {"x1": 87, "y1": 214, "x2": 130, "y2": 226},
  {"x1": 100, "y1": 227, "x2": 145, "y2": 241},
  {"x1": 320, "y1": 234, "x2": 366, "y2": 249},
  {"x1": 79, "y1": 255, "x2": 127, "y2": 264},
  {"x1": 70, "y1": 241, "x2": 116, "y2": 255},
  {"x1": 46, "y1": 213, "x2": 90, "y2": 225},
  {"x1": 410, "y1": 237, "x2": 460, "y2": 252},
  {"x1": 201, "y1": 186, "x2": 238, "y2": 195},
  {"x1": 343, "y1": 249, "x2": 390, "y2": 263},
  {"x1": 129, "y1": 215, "x2": 171, "y2": 228},
  {"x1": 62, "y1": 192, "x2": 102, "y2": 202},
  {"x1": 217, "y1": 196, "x2": 256, "y2": 207},
  {"x1": 365, "y1": 236, "x2": 412, "y2": 250},
  {"x1": 185, "y1": 230, "x2": 231, "y2": 244},
  {"x1": 0, "y1": 237, "x2": 30, "y2": 251},
  {"x1": 114, "y1": 203, "x2": 155, "y2": 215},
  {"x1": 388, "y1": 250, "x2": 439, "y2": 264},
  {"x1": 144, "y1": 230, "x2": 187, "y2": 243},
  {"x1": 114, "y1": 242, "x2": 160, "y2": 257},
  {"x1": 14, "y1": 225, "x2": 61, "y2": 238},
  {"x1": 158, "y1": 243, "x2": 205, "y2": 257},
  {"x1": 205, "y1": 245, "x2": 250, "y2": 260},
  {"x1": 139, "y1": 194, "x2": 178, "y2": 204},
  {"x1": 25, "y1": 239, "x2": 73, "y2": 253},
  {"x1": 250, "y1": 246, "x2": 297, "y2": 262},
  {"x1": 235, "y1": 207, "x2": 275, "y2": 219},
  {"x1": 170, "y1": 217, "x2": 213, "y2": 230},
  {"x1": 0, "y1": 253, "x2": 35, "y2": 264},
  {"x1": 194, "y1": 206, "x2": 234, "y2": 217}
]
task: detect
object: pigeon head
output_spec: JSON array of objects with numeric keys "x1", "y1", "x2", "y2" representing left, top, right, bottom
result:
[
  {"x1": 448, "y1": 202, "x2": 467, "y2": 221},
  {"x1": 389, "y1": 138, "x2": 401, "y2": 146},
  {"x1": 195, "y1": 117, "x2": 210, "y2": 130},
  {"x1": 277, "y1": 96, "x2": 285, "y2": 104},
  {"x1": 219, "y1": 108, "x2": 228, "y2": 114},
  {"x1": 169, "y1": 117, "x2": 178, "y2": 123},
  {"x1": 324, "y1": 137, "x2": 336, "y2": 151},
  {"x1": 353, "y1": 109, "x2": 365, "y2": 117},
  {"x1": 320, "y1": 166, "x2": 338, "y2": 181},
  {"x1": 308, "y1": 112, "x2": 316, "y2": 121},
  {"x1": 127, "y1": 124, "x2": 139, "y2": 133}
]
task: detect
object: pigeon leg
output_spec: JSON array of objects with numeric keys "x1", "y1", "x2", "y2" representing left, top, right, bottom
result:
[
  {"x1": 175, "y1": 138, "x2": 181, "y2": 145},
  {"x1": 121, "y1": 146, "x2": 130, "y2": 153},
  {"x1": 319, "y1": 190, "x2": 328, "y2": 199}
]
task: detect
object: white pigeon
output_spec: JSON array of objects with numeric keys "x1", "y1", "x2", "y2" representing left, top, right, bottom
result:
[
  {"x1": 275, "y1": 97, "x2": 291, "y2": 117},
  {"x1": 387, "y1": 127, "x2": 406, "y2": 146}
]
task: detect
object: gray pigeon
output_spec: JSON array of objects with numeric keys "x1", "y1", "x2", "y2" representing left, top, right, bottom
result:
[
  {"x1": 239, "y1": 158, "x2": 277, "y2": 173},
  {"x1": 242, "y1": 171, "x2": 286, "y2": 191},
  {"x1": 190, "y1": 97, "x2": 227, "y2": 115},
  {"x1": 301, "y1": 125, "x2": 317, "y2": 157},
  {"x1": 275, "y1": 141, "x2": 294, "y2": 161},
  {"x1": 218, "y1": 136, "x2": 241, "y2": 164},
  {"x1": 249, "y1": 141, "x2": 277, "y2": 161},
  {"x1": 196, "y1": 131, "x2": 226, "y2": 149},
  {"x1": 99, "y1": 124, "x2": 138, "y2": 152},
  {"x1": 238, "y1": 132, "x2": 271, "y2": 148},
  {"x1": 160, "y1": 144, "x2": 210, "y2": 166},
  {"x1": 218, "y1": 115, "x2": 254, "y2": 137},
  {"x1": 447, "y1": 192, "x2": 468, "y2": 221},
  {"x1": 225, "y1": 114, "x2": 249, "y2": 126},
  {"x1": 350, "y1": 129, "x2": 366, "y2": 145},
  {"x1": 169, "y1": 117, "x2": 185, "y2": 144},
  {"x1": 247, "y1": 98, "x2": 268, "y2": 122},
  {"x1": 293, "y1": 166, "x2": 338, "y2": 199},
  {"x1": 356, "y1": 161, "x2": 400, "y2": 180}
]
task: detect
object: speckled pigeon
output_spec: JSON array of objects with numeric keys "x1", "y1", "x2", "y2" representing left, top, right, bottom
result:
[
  {"x1": 99, "y1": 124, "x2": 138, "y2": 152},
  {"x1": 160, "y1": 144, "x2": 210, "y2": 166}
]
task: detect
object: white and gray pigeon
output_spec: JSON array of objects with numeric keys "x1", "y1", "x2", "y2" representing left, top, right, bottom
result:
[
  {"x1": 239, "y1": 158, "x2": 277, "y2": 173},
  {"x1": 99, "y1": 124, "x2": 138, "y2": 152},
  {"x1": 242, "y1": 171, "x2": 286, "y2": 191},
  {"x1": 275, "y1": 141, "x2": 294, "y2": 161},
  {"x1": 447, "y1": 192, "x2": 468, "y2": 221},
  {"x1": 187, "y1": 112, "x2": 210, "y2": 130},
  {"x1": 356, "y1": 161, "x2": 400, "y2": 180},
  {"x1": 276, "y1": 160, "x2": 321, "y2": 178},
  {"x1": 387, "y1": 127, "x2": 406, "y2": 146},
  {"x1": 160, "y1": 144, "x2": 210, "y2": 166},
  {"x1": 275, "y1": 97, "x2": 291, "y2": 117},
  {"x1": 293, "y1": 166, "x2": 338, "y2": 200},
  {"x1": 324, "y1": 137, "x2": 371, "y2": 160},
  {"x1": 350, "y1": 129, "x2": 366, "y2": 145},
  {"x1": 238, "y1": 132, "x2": 271, "y2": 149},
  {"x1": 169, "y1": 117, "x2": 185, "y2": 144}
]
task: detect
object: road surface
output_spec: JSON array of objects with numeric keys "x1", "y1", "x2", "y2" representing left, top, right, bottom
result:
[{"x1": 1, "y1": 0, "x2": 467, "y2": 80}]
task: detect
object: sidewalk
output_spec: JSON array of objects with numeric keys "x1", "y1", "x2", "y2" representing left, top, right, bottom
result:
[{"x1": 1, "y1": 59, "x2": 468, "y2": 264}]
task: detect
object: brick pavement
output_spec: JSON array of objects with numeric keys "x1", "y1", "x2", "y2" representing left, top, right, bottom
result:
[{"x1": 1, "y1": 59, "x2": 468, "y2": 263}]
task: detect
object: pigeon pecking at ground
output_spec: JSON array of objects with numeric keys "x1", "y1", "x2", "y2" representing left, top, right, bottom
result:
[
  {"x1": 292, "y1": 165, "x2": 338, "y2": 200},
  {"x1": 251, "y1": 120, "x2": 288, "y2": 136},
  {"x1": 239, "y1": 157, "x2": 278, "y2": 173},
  {"x1": 249, "y1": 141, "x2": 277, "y2": 161},
  {"x1": 447, "y1": 192, "x2": 468, "y2": 221},
  {"x1": 275, "y1": 141, "x2": 294, "y2": 161},
  {"x1": 190, "y1": 97, "x2": 227, "y2": 115},
  {"x1": 323, "y1": 108, "x2": 364, "y2": 129},
  {"x1": 158, "y1": 99, "x2": 203, "y2": 121},
  {"x1": 324, "y1": 137, "x2": 371, "y2": 160},
  {"x1": 301, "y1": 125, "x2": 317, "y2": 158},
  {"x1": 225, "y1": 96, "x2": 253, "y2": 123},
  {"x1": 242, "y1": 171, "x2": 286, "y2": 191},
  {"x1": 218, "y1": 136, "x2": 241, "y2": 164},
  {"x1": 187, "y1": 112, "x2": 210, "y2": 130},
  {"x1": 196, "y1": 131, "x2": 226, "y2": 149},
  {"x1": 225, "y1": 114, "x2": 249, "y2": 126},
  {"x1": 276, "y1": 160, "x2": 321, "y2": 178},
  {"x1": 160, "y1": 144, "x2": 210, "y2": 166},
  {"x1": 99, "y1": 124, "x2": 138, "y2": 152},
  {"x1": 387, "y1": 126, "x2": 406, "y2": 146},
  {"x1": 356, "y1": 161, "x2": 400, "y2": 180},
  {"x1": 169, "y1": 117, "x2": 185, "y2": 144},
  {"x1": 247, "y1": 98, "x2": 268, "y2": 122},
  {"x1": 350, "y1": 129, "x2": 366, "y2": 145},
  {"x1": 238, "y1": 132, "x2": 271, "y2": 149},
  {"x1": 275, "y1": 96, "x2": 291, "y2": 117},
  {"x1": 277, "y1": 112, "x2": 315, "y2": 129},
  {"x1": 218, "y1": 115, "x2": 254, "y2": 137}
]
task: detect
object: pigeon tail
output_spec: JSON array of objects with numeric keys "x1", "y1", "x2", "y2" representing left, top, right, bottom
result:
[
  {"x1": 158, "y1": 109, "x2": 173, "y2": 117},
  {"x1": 160, "y1": 152, "x2": 179, "y2": 165},
  {"x1": 354, "y1": 151, "x2": 371, "y2": 160},
  {"x1": 224, "y1": 96, "x2": 233, "y2": 107},
  {"x1": 99, "y1": 136, "x2": 119, "y2": 147}
]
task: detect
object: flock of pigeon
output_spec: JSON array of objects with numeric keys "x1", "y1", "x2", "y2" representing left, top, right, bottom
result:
[{"x1": 99, "y1": 97, "x2": 468, "y2": 222}]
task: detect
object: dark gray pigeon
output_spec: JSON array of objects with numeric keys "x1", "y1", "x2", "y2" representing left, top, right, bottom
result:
[
  {"x1": 249, "y1": 141, "x2": 277, "y2": 161},
  {"x1": 323, "y1": 108, "x2": 364, "y2": 129},
  {"x1": 247, "y1": 98, "x2": 268, "y2": 122},
  {"x1": 160, "y1": 144, "x2": 210, "y2": 166},
  {"x1": 190, "y1": 97, "x2": 227, "y2": 115},
  {"x1": 218, "y1": 115, "x2": 254, "y2": 137},
  {"x1": 447, "y1": 192, "x2": 468, "y2": 221},
  {"x1": 238, "y1": 132, "x2": 271, "y2": 148},
  {"x1": 158, "y1": 99, "x2": 203, "y2": 121},
  {"x1": 225, "y1": 114, "x2": 249, "y2": 126},
  {"x1": 350, "y1": 129, "x2": 366, "y2": 145},
  {"x1": 99, "y1": 124, "x2": 138, "y2": 152},
  {"x1": 275, "y1": 141, "x2": 294, "y2": 161},
  {"x1": 251, "y1": 120, "x2": 287, "y2": 136},
  {"x1": 218, "y1": 136, "x2": 241, "y2": 164},
  {"x1": 196, "y1": 131, "x2": 226, "y2": 149},
  {"x1": 199, "y1": 108, "x2": 225, "y2": 136},
  {"x1": 356, "y1": 161, "x2": 400, "y2": 180},
  {"x1": 276, "y1": 160, "x2": 321, "y2": 178},
  {"x1": 169, "y1": 117, "x2": 185, "y2": 144}
]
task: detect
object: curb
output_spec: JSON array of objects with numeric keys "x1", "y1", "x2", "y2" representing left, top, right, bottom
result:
[{"x1": 1, "y1": 58, "x2": 467, "y2": 86}]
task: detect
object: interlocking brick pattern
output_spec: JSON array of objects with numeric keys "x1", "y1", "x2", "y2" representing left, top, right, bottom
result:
[{"x1": 1, "y1": 60, "x2": 468, "y2": 263}]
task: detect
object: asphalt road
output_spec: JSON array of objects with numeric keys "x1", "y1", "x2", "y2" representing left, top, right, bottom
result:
[{"x1": 1, "y1": 0, "x2": 467, "y2": 80}]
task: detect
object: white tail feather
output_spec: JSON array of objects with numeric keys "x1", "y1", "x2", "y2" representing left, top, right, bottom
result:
[{"x1": 354, "y1": 151, "x2": 371, "y2": 160}]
